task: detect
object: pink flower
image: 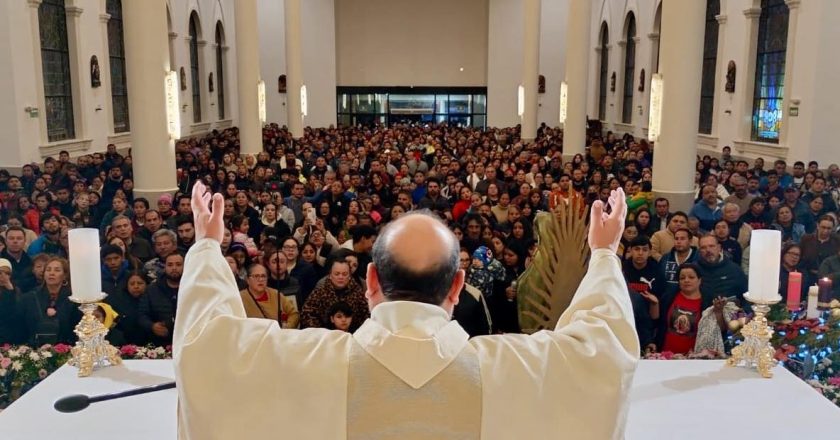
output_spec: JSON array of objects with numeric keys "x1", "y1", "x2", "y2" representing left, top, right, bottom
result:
[
  {"x1": 147, "y1": 351, "x2": 158, "y2": 359},
  {"x1": 119, "y1": 345, "x2": 137, "y2": 356},
  {"x1": 0, "y1": 357, "x2": 10, "y2": 369},
  {"x1": 38, "y1": 369, "x2": 48, "y2": 379},
  {"x1": 53, "y1": 344, "x2": 71, "y2": 354},
  {"x1": 828, "y1": 377, "x2": 840, "y2": 387}
]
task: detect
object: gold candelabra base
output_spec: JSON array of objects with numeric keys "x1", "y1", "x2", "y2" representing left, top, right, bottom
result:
[
  {"x1": 726, "y1": 295, "x2": 779, "y2": 378},
  {"x1": 67, "y1": 296, "x2": 122, "y2": 377}
]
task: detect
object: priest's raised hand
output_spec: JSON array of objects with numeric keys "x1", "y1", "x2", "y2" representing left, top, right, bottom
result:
[{"x1": 190, "y1": 181, "x2": 224, "y2": 244}]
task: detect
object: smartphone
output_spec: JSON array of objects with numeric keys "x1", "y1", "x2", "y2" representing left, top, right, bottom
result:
[{"x1": 307, "y1": 209, "x2": 316, "y2": 224}]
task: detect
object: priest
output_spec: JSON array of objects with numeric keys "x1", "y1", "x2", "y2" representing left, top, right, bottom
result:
[{"x1": 174, "y1": 182, "x2": 638, "y2": 439}]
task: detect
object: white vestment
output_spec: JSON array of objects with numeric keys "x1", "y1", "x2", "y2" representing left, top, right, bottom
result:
[{"x1": 174, "y1": 239, "x2": 639, "y2": 439}]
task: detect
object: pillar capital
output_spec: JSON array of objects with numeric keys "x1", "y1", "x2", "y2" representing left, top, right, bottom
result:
[
  {"x1": 632, "y1": 36, "x2": 641, "y2": 44},
  {"x1": 197, "y1": 39, "x2": 208, "y2": 47},
  {"x1": 169, "y1": 31, "x2": 178, "y2": 40},
  {"x1": 715, "y1": 14, "x2": 727, "y2": 25},
  {"x1": 743, "y1": 7, "x2": 761, "y2": 20},
  {"x1": 785, "y1": 0, "x2": 801, "y2": 10},
  {"x1": 617, "y1": 40, "x2": 627, "y2": 48},
  {"x1": 65, "y1": 5, "x2": 83, "y2": 17},
  {"x1": 99, "y1": 13, "x2": 111, "y2": 23},
  {"x1": 26, "y1": 0, "x2": 42, "y2": 9},
  {"x1": 647, "y1": 32, "x2": 660, "y2": 41}
]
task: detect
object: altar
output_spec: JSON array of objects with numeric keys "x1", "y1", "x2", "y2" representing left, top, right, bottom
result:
[{"x1": 1, "y1": 360, "x2": 838, "y2": 439}]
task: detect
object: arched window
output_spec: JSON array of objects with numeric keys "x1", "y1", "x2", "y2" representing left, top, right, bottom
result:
[
  {"x1": 107, "y1": 0, "x2": 130, "y2": 133},
  {"x1": 621, "y1": 13, "x2": 636, "y2": 124},
  {"x1": 215, "y1": 22, "x2": 225, "y2": 120},
  {"x1": 598, "y1": 23, "x2": 609, "y2": 121},
  {"x1": 751, "y1": 0, "x2": 789, "y2": 143},
  {"x1": 189, "y1": 13, "x2": 202, "y2": 123},
  {"x1": 698, "y1": 0, "x2": 720, "y2": 135},
  {"x1": 39, "y1": 0, "x2": 75, "y2": 142}
]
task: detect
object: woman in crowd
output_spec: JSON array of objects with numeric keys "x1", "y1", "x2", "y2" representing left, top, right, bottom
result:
[
  {"x1": 300, "y1": 259, "x2": 367, "y2": 330},
  {"x1": 771, "y1": 205, "x2": 806, "y2": 245},
  {"x1": 106, "y1": 271, "x2": 150, "y2": 345},
  {"x1": 779, "y1": 243, "x2": 811, "y2": 303},
  {"x1": 634, "y1": 208, "x2": 655, "y2": 238},
  {"x1": 240, "y1": 263, "x2": 299, "y2": 329},
  {"x1": 655, "y1": 264, "x2": 726, "y2": 354},
  {"x1": 281, "y1": 237, "x2": 317, "y2": 301},
  {"x1": 20, "y1": 256, "x2": 79, "y2": 344}
]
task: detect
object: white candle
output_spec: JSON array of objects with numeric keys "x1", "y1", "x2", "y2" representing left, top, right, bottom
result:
[
  {"x1": 807, "y1": 285, "x2": 820, "y2": 319},
  {"x1": 68, "y1": 228, "x2": 103, "y2": 302},
  {"x1": 747, "y1": 229, "x2": 782, "y2": 302}
]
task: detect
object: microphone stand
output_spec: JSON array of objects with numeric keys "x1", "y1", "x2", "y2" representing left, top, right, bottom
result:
[{"x1": 54, "y1": 381, "x2": 176, "y2": 413}]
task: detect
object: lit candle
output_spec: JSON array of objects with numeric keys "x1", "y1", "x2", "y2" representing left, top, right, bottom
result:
[
  {"x1": 818, "y1": 277, "x2": 833, "y2": 310},
  {"x1": 807, "y1": 285, "x2": 819, "y2": 319},
  {"x1": 786, "y1": 271, "x2": 802, "y2": 311},
  {"x1": 747, "y1": 230, "x2": 782, "y2": 302},
  {"x1": 68, "y1": 228, "x2": 103, "y2": 302}
]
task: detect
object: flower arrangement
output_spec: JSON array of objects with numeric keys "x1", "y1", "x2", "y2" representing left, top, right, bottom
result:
[{"x1": 0, "y1": 344, "x2": 172, "y2": 409}]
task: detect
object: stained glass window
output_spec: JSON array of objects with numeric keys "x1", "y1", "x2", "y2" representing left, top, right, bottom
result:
[
  {"x1": 39, "y1": 0, "x2": 75, "y2": 142},
  {"x1": 215, "y1": 23, "x2": 225, "y2": 120},
  {"x1": 621, "y1": 13, "x2": 636, "y2": 124},
  {"x1": 598, "y1": 24, "x2": 609, "y2": 121},
  {"x1": 752, "y1": 0, "x2": 789, "y2": 143},
  {"x1": 107, "y1": 0, "x2": 130, "y2": 133},
  {"x1": 189, "y1": 13, "x2": 202, "y2": 123},
  {"x1": 699, "y1": 0, "x2": 720, "y2": 135}
]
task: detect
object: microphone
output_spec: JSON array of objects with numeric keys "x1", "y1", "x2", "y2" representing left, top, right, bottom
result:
[{"x1": 54, "y1": 381, "x2": 176, "y2": 413}]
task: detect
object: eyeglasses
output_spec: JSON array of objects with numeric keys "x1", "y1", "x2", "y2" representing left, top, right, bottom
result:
[
  {"x1": 785, "y1": 252, "x2": 801, "y2": 258},
  {"x1": 248, "y1": 274, "x2": 268, "y2": 279},
  {"x1": 282, "y1": 245, "x2": 299, "y2": 250}
]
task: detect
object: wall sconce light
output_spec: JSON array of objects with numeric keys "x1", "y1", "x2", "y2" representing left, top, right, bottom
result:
[{"x1": 24, "y1": 106, "x2": 39, "y2": 118}]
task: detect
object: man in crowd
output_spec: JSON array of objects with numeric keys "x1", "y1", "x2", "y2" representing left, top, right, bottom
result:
[
  {"x1": 139, "y1": 252, "x2": 184, "y2": 345},
  {"x1": 696, "y1": 234, "x2": 749, "y2": 312}
]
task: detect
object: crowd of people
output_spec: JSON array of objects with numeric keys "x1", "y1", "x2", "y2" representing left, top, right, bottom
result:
[{"x1": 0, "y1": 123, "x2": 838, "y2": 355}]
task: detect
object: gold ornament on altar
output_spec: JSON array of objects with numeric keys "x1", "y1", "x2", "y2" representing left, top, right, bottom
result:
[
  {"x1": 727, "y1": 294, "x2": 779, "y2": 378},
  {"x1": 67, "y1": 294, "x2": 122, "y2": 377},
  {"x1": 831, "y1": 308, "x2": 840, "y2": 319},
  {"x1": 727, "y1": 319, "x2": 743, "y2": 332}
]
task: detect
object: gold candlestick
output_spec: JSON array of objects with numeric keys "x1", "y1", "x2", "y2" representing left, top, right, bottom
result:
[
  {"x1": 67, "y1": 294, "x2": 122, "y2": 377},
  {"x1": 727, "y1": 293, "x2": 779, "y2": 378}
]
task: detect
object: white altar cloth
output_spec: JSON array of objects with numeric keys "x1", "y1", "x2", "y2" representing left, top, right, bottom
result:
[{"x1": 0, "y1": 360, "x2": 838, "y2": 439}]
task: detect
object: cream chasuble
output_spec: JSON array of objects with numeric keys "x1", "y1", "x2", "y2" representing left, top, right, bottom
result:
[{"x1": 174, "y1": 239, "x2": 639, "y2": 439}]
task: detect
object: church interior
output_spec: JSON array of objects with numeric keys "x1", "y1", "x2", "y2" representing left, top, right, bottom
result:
[{"x1": 1, "y1": 0, "x2": 840, "y2": 437}]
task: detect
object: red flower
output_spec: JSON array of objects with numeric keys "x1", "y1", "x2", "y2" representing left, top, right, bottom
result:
[
  {"x1": 53, "y1": 344, "x2": 71, "y2": 354},
  {"x1": 119, "y1": 345, "x2": 138, "y2": 356}
]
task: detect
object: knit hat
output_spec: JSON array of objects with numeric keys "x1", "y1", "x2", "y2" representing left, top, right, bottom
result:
[
  {"x1": 472, "y1": 246, "x2": 492, "y2": 267},
  {"x1": 158, "y1": 193, "x2": 173, "y2": 204},
  {"x1": 0, "y1": 258, "x2": 11, "y2": 274}
]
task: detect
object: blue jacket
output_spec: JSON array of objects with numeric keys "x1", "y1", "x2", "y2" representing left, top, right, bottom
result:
[{"x1": 690, "y1": 201, "x2": 723, "y2": 232}]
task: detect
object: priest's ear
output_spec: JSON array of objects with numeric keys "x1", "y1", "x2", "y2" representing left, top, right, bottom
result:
[
  {"x1": 365, "y1": 263, "x2": 385, "y2": 308},
  {"x1": 442, "y1": 269, "x2": 464, "y2": 311}
]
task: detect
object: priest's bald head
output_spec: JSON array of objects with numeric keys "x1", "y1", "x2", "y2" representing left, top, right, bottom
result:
[{"x1": 365, "y1": 210, "x2": 464, "y2": 315}]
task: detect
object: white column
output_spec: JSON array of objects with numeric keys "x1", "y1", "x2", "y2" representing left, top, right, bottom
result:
[
  {"x1": 779, "y1": 0, "x2": 801, "y2": 147},
  {"x1": 651, "y1": 0, "x2": 706, "y2": 212},
  {"x1": 521, "y1": 0, "x2": 540, "y2": 142},
  {"x1": 284, "y1": 0, "x2": 304, "y2": 138},
  {"x1": 562, "y1": 0, "x2": 592, "y2": 158},
  {"x1": 234, "y1": 0, "x2": 262, "y2": 155},
  {"x1": 64, "y1": 4, "x2": 87, "y2": 140},
  {"x1": 122, "y1": 0, "x2": 176, "y2": 199}
]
